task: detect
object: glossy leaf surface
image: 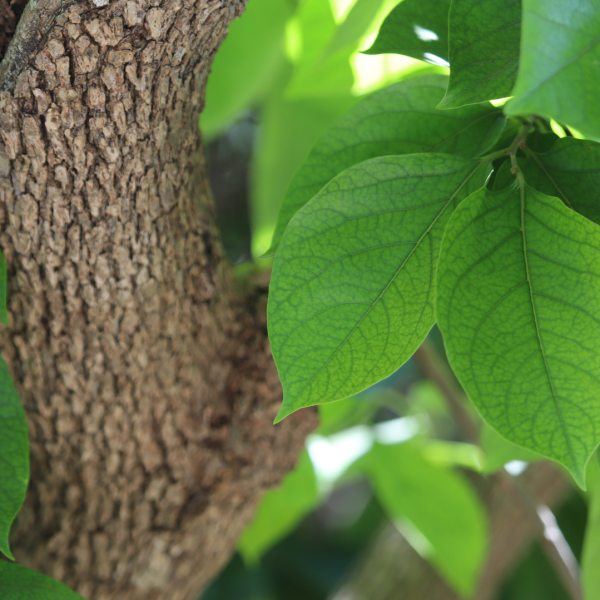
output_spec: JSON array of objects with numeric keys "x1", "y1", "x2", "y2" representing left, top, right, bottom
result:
[
  {"x1": 437, "y1": 183, "x2": 600, "y2": 485},
  {"x1": 494, "y1": 138, "x2": 600, "y2": 226},
  {"x1": 359, "y1": 442, "x2": 487, "y2": 596},
  {"x1": 365, "y1": 0, "x2": 451, "y2": 64},
  {"x1": 507, "y1": 0, "x2": 600, "y2": 140},
  {"x1": 270, "y1": 154, "x2": 488, "y2": 421},
  {"x1": 439, "y1": 0, "x2": 521, "y2": 108},
  {"x1": 0, "y1": 562, "x2": 85, "y2": 599},
  {"x1": 267, "y1": 74, "x2": 505, "y2": 253}
]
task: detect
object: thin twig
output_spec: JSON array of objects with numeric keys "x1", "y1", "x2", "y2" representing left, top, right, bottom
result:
[{"x1": 414, "y1": 340, "x2": 583, "y2": 600}]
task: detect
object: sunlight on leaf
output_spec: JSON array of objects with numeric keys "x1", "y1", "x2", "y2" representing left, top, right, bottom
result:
[
  {"x1": 437, "y1": 183, "x2": 600, "y2": 486},
  {"x1": 270, "y1": 154, "x2": 489, "y2": 421}
]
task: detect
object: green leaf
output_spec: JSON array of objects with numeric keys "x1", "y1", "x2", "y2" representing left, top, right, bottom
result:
[
  {"x1": 422, "y1": 440, "x2": 485, "y2": 471},
  {"x1": 317, "y1": 395, "x2": 376, "y2": 436},
  {"x1": 324, "y1": 0, "x2": 399, "y2": 59},
  {"x1": 237, "y1": 451, "x2": 318, "y2": 565},
  {"x1": 506, "y1": 0, "x2": 600, "y2": 140},
  {"x1": 200, "y1": 0, "x2": 292, "y2": 140},
  {"x1": 438, "y1": 0, "x2": 521, "y2": 109},
  {"x1": 583, "y1": 460, "x2": 600, "y2": 600},
  {"x1": 480, "y1": 423, "x2": 541, "y2": 474},
  {"x1": 494, "y1": 138, "x2": 600, "y2": 227},
  {"x1": 269, "y1": 154, "x2": 489, "y2": 421},
  {"x1": 267, "y1": 74, "x2": 506, "y2": 254},
  {"x1": 251, "y1": 82, "x2": 357, "y2": 256},
  {"x1": 283, "y1": 0, "x2": 355, "y2": 100},
  {"x1": 0, "y1": 355, "x2": 28, "y2": 560},
  {"x1": 359, "y1": 442, "x2": 487, "y2": 596},
  {"x1": 0, "y1": 251, "x2": 7, "y2": 325},
  {"x1": 0, "y1": 562, "x2": 85, "y2": 599},
  {"x1": 436, "y1": 182, "x2": 600, "y2": 486},
  {"x1": 364, "y1": 0, "x2": 451, "y2": 64}
]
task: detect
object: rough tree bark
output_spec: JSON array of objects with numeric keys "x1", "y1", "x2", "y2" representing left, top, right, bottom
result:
[{"x1": 0, "y1": 1, "x2": 317, "y2": 599}]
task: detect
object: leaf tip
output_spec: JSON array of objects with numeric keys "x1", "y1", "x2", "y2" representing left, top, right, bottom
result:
[
  {"x1": 567, "y1": 459, "x2": 588, "y2": 490},
  {"x1": 435, "y1": 94, "x2": 454, "y2": 110},
  {"x1": 0, "y1": 537, "x2": 15, "y2": 561},
  {"x1": 273, "y1": 405, "x2": 290, "y2": 424}
]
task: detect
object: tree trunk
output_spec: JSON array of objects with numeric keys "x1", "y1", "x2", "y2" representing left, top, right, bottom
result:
[{"x1": 0, "y1": 1, "x2": 317, "y2": 599}]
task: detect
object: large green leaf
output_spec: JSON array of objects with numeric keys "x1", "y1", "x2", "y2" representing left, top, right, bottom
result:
[
  {"x1": 269, "y1": 154, "x2": 489, "y2": 421},
  {"x1": 0, "y1": 354, "x2": 29, "y2": 560},
  {"x1": 507, "y1": 0, "x2": 600, "y2": 140},
  {"x1": 359, "y1": 442, "x2": 487, "y2": 596},
  {"x1": 438, "y1": 0, "x2": 521, "y2": 109},
  {"x1": 494, "y1": 138, "x2": 600, "y2": 226},
  {"x1": 436, "y1": 182, "x2": 600, "y2": 485},
  {"x1": 583, "y1": 461, "x2": 600, "y2": 600},
  {"x1": 0, "y1": 562, "x2": 85, "y2": 599},
  {"x1": 364, "y1": 0, "x2": 451, "y2": 64},
  {"x1": 267, "y1": 74, "x2": 506, "y2": 253},
  {"x1": 200, "y1": 0, "x2": 292, "y2": 140},
  {"x1": 237, "y1": 451, "x2": 318, "y2": 565}
]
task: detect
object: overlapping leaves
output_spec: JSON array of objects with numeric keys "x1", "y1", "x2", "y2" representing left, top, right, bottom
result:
[
  {"x1": 507, "y1": 0, "x2": 600, "y2": 140},
  {"x1": 439, "y1": 0, "x2": 521, "y2": 108},
  {"x1": 267, "y1": 74, "x2": 505, "y2": 253},
  {"x1": 364, "y1": 0, "x2": 451, "y2": 64},
  {"x1": 494, "y1": 138, "x2": 600, "y2": 226}
]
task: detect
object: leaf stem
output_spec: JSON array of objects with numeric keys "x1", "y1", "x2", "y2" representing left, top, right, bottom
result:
[
  {"x1": 509, "y1": 121, "x2": 534, "y2": 187},
  {"x1": 479, "y1": 148, "x2": 512, "y2": 164},
  {"x1": 414, "y1": 340, "x2": 584, "y2": 600}
]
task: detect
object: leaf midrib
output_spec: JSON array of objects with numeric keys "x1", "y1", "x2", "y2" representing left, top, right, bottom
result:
[
  {"x1": 286, "y1": 161, "x2": 485, "y2": 405},
  {"x1": 520, "y1": 186, "x2": 575, "y2": 467}
]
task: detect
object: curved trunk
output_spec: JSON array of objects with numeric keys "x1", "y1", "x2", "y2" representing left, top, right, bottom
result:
[{"x1": 0, "y1": 1, "x2": 317, "y2": 599}]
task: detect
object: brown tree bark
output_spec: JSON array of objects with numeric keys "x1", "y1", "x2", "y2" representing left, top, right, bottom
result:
[{"x1": 0, "y1": 1, "x2": 317, "y2": 599}]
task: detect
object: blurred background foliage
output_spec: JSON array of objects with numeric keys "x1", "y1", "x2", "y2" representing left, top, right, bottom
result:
[{"x1": 200, "y1": 0, "x2": 590, "y2": 598}]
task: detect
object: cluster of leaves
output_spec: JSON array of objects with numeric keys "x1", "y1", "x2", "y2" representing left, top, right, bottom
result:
[
  {"x1": 201, "y1": 0, "x2": 443, "y2": 256},
  {"x1": 266, "y1": 0, "x2": 600, "y2": 596}
]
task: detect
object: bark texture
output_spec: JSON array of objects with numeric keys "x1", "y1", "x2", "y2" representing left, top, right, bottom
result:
[
  {"x1": 329, "y1": 461, "x2": 570, "y2": 600},
  {"x1": 0, "y1": 1, "x2": 317, "y2": 599}
]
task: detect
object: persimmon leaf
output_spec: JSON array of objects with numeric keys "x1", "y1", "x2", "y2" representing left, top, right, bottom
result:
[
  {"x1": 439, "y1": 0, "x2": 521, "y2": 109},
  {"x1": 267, "y1": 74, "x2": 505, "y2": 254},
  {"x1": 270, "y1": 154, "x2": 488, "y2": 421},
  {"x1": 437, "y1": 183, "x2": 600, "y2": 486},
  {"x1": 507, "y1": 0, "x2": 600, "y2": 140}
]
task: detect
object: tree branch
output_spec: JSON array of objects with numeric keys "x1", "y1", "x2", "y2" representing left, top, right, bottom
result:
[{"x1": 414, "y1": 340, "x2": 582, "y2": 600}]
